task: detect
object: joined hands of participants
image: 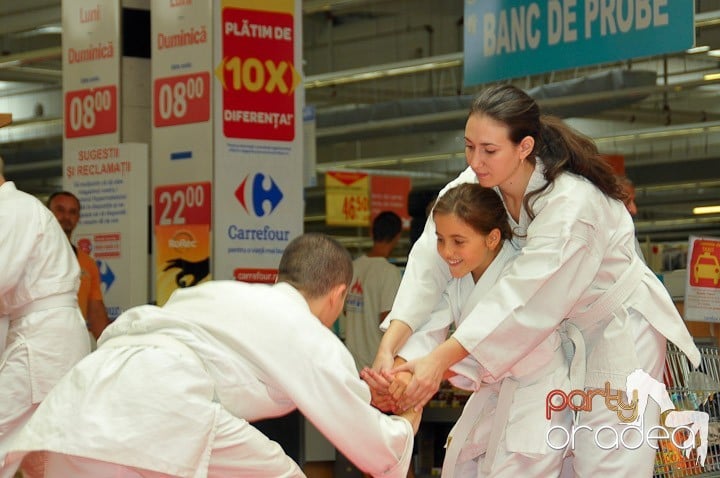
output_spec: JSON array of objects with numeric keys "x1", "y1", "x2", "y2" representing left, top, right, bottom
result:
[
  {"x1": 360, "y1": 338, "x2": 467, "y2": 414},
  {"x1": 360, "y1": 362, "x2": 422, "y2": 435},
  {"x1": 361, "y1": 347, "x2": 463, "y2": 416}
]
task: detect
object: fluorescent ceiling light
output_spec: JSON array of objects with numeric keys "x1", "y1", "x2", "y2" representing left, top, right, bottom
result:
[
  {"x1": 0, "y1": 47, "x2": 62, "y2": 69},
  {"x1": 686, "y1": 45, "x2": 710, "y2": 54},
  {"x1": 705, "y1": 72, "x2": 720, "y2": 81},
  {"x1": 695, "y1": 10, "x2": 720, "y2": 28},
  {"x1": 0, "y1": 60, "x2": 21, "y2": 69},
  {"x1": 693, "y1": 205, "x2": 720, "y2": 215},
  {"x1": 593, "y1": 120, "x2": 720, "y2": 144},
  {"x1": 316, "y1": 151, "x2": 461, "y2": 171},
  {"x1": 708, "y1": 50, "x2": 720, "y2": 58},
  {"x1": 15, "y1": 25, "x2": 63, "y2": 37}
]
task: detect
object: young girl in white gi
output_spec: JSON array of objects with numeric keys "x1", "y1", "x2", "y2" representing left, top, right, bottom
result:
[
  {"x1": 364, "y1": 183, "x2": 572, "y2": 476},
  {"x1": 372, "y1": 84, "x2": 701, "y2": 476}
]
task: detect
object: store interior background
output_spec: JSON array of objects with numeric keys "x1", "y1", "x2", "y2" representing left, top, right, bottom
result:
[{"x1": 1, "y1": 0, "x2": 720, "y2": 271}]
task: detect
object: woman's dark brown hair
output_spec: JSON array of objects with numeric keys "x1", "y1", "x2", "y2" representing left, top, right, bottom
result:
[{"x1": 468, "y1": 84, "x2": 624, "y2": 219}]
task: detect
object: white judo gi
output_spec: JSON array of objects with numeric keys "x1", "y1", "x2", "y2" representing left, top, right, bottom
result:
[
  {"x1": 2, "y1": 281, "x2": 414, "y2": 478},
  {"x1": 388, "y1": 241, "x2": 572, "y2": 477},
  {"x1": 387, "y1": 160, "x2": 701, "y2": 476},
  {"x1": 0, "y1": 181, "x2": 90, "y2": 463}
]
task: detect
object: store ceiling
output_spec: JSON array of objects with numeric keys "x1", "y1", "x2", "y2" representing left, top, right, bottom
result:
[{"x1": 3, "y1": 0, "x2": 720, "y2": 249}]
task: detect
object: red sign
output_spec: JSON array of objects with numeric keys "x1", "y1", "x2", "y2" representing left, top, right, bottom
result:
[
  {"x1": 233, "y1": 268, "x2": 278, "y2": 284},
  {"x1": 153, "y1": 72, "x2": 211, "y2": 127},
  {"x1": 688, "y1": 238, "x2": 720, "y2": 288},
  {"x1": 154, "y1": 182, "x2": 212, "y2": 226},
  {"x1": 64, "y1": 85, "x2": 118, "y2": 138},
  {"x1": 371, "y1": 175, "x2": 412, "y2": 229},
  {"x1": 600, "y1": 154, "x2": 625, "y2": 175},
  {"x1": 220, "y1": 8, "x2": 297, "y2": 141},
  {"x1": 92, "y1": 233, "x2": 122, "y2": 259},
  {"x1": 76, "y1": 233, "x2": 121, "y2": 259},
  {"x1": 329, "y1": 171, "x2": 367, "y2": 186}
]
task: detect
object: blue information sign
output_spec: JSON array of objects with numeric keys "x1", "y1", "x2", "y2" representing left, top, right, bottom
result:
[{"x1": 464, "y1": 0, "x2": 694, "y2": 86}]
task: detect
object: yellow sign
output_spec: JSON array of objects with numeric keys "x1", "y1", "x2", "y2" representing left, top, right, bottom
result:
[
  {"x1": 155, "y1": 225, "x2": 212, "y2": 306},
  {"x1": 222, "y1": 0, "x2": 293, "y2": 13},
  {"x1": 325, "y1": 171, "x2": 370, "y2": 226}
]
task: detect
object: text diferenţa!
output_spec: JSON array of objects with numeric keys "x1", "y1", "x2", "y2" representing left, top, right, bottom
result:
[{"x1": 223, "y1": 110, "x2": 293, "y2": 129}]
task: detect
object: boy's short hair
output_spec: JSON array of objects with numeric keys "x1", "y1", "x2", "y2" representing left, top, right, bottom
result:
[{"x1": 278, "y1": 233, "x2": 353, "y2": 298}]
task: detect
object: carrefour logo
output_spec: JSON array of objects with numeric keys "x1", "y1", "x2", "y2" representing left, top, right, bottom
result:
[
  {"x1": 97, "y1": 260, "x2": 115, "y2": 294},
  {"x1": 234, "y1": 173, "x2": 283, "y2": 217}
]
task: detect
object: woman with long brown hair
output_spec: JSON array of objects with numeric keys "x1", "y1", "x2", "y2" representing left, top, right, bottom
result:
[{"x1": 372, "y1": 84, "x2": 700, "y2": 476}]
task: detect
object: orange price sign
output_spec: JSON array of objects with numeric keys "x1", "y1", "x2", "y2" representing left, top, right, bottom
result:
[{"x1": 64, "y1": 85, "x2": 118, "y2": 138}]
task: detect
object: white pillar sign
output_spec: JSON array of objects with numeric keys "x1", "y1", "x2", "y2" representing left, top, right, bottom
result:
[
  {"x1": 213, "y1": 0, "x2": 304, "y2": 282},
  {"x1": 62, "y1": 0, "x2": 121, "y2": 150},
  {"x1": 64, "y1": 143, "x2": 149, "y2": 318}
]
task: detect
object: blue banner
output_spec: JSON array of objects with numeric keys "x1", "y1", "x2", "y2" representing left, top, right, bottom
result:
[{"x1": 464, "y1": 0, "x2": 694, "y2": 86}]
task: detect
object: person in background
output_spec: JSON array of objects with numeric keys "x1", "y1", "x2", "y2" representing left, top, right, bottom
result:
[
  {"x1": 618, "y1": 175, "x2": 638, "y2": 217},
  {"x1": 47, "y1": 191, "x2": 110, "y2": 345},
  {"x1": 1, "y1": 233, "x2": 420, "y2": 478},
  {"x1": 0, "y1": 157, "x2": 90, "y2": 476},
  {"x1": 364, "y1": 184, "x2": 571, "y2": 477},
  {"x1": 343, "y1": 211, "x2": 403, "y2": 371},
  {"x1": 618, "y1": 175, "x2": 646, "y2": 262},
  {"x1": 373, "y1": 84, "x2": 700, "y2": 476}
]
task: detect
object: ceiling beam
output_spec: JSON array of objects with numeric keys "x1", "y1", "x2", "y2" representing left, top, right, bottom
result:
[
  {"x1": 0, "y1": 46, "x2": 62, "y2": 67},
  {"x1": 0, "y1": 4, "x2": 60, "y2": 36}
]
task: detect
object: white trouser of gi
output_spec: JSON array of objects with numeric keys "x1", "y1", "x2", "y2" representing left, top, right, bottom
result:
[
  {"x1": 443, "y1": 347, "x2": 573, "y2": 478},
  {"x1": 567, "y1": 318, "x2": 665, "y2": 478}
]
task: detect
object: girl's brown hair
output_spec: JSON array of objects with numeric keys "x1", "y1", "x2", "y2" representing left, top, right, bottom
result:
[{"x1": 433, "y1": 183, "x2": 512, "y2": 241}]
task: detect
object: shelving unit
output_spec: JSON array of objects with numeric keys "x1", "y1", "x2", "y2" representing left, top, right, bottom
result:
[{"x1": 654, "y1": 343, "x2": 720, "y2": 477}]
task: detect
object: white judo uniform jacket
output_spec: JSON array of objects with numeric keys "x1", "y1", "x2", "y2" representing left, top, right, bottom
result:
[
  {"x1": 388, "y1": 160, "x2": 701, "y2": 392},
  {"x1": 4, "y1": 281, "x2": 413, "y2": 478},
  {"x1": 0, "y1": 181, "x2": 89, "y2": 460},
  {"x1": 389, "y1": 241, "x2": 571, "y2": 476}
]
